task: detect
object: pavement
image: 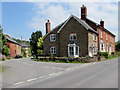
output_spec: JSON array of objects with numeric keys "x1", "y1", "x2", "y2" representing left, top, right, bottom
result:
[{"x1": 0, "y1": 57, "x2": 118, "y2": 88}]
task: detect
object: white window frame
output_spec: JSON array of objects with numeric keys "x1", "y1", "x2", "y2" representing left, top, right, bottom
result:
[
  {"x1": 70, "y1": 33, "x2": 77, "y2": 40},
  {"x1": 93, "y1": 34, "x2": 97, "y2": 41},
  {"x1": 100, "y1": 30, "x2": 103, "y2": 38},
  {"x1": 50, "y1": 47, "x2": 56, "y2": 54},
  {"x1": 50, "y1": 34, "x2": 56, "y2": 42},
  {"x1": 68, "y1": 45, "x2": 79, "y2": 57}
]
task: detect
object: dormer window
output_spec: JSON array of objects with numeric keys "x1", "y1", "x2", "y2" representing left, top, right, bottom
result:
[
  {"x1": 50, "y1": 34, "x2": 56, "y2": 42},
  {"x1": 70, "y1": 33, "x2": 77, "y2": 40}
]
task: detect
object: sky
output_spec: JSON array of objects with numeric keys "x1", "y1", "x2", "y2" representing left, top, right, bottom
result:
[{"x1": 1, "y1": 1, "x2": 118, "y2": 41}]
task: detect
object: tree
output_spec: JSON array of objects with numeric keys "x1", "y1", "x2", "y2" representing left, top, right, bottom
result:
[
  {"x1": 115, "y1": 41, "x2": 120, "y2": 51},
  {"x1": 29, "y1": 31, "x2": 42, "y2": 58},
  {"x1": 21, "y1": 47, "x2": 26, "y2": 57},
  {"x1": 37, "y1": 37, "x2": 43, "y2": 55},
  {"x1": 2, "y1": 46, "x2": 10, "y2": 56},
  {"x1": 0, "y1": 29, "x2": 10, "y2": 57}
]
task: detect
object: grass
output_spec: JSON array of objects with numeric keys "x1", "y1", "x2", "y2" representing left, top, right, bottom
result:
[
  {"x1": 105, "y1": 55, "x2": 120, "y2": 60},
  {"x1": 35, "y1": 59, "x2": 84, "y2": 64},
  {"x1": 0, "y1": 65, "x2": 2, "y2": 72}
]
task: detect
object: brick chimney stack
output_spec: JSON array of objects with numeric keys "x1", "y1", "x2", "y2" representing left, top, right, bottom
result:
[
  {"x1": 45, "y1": 20, "x2": 51, "y2": 34},
  {"x1": 81, "y1": 5, "x2": 87, "y2": 21},
  {"x1": 100, "y1": 19, "x2": 104, "y2": 28}
]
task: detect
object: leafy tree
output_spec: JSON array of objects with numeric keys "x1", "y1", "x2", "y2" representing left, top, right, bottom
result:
[
  {"x1": 37, "y1": 37, "x2": 43, "y2": 49},
  {"x1": 37, "y1": 37, "x2": 43, "y2": 56},
  {"x1": 21, "y1": 47, "x2": 26, "y2": 57},
  {"x1": 2, "y1": 46, "x2": 10, "y2": 56},
  {"x1": 0, "y1": 28, "x2": 10, "y2": 57},
  {"x1": 115, "y1": 41, "x2": 120, "y2": 51},
  {"x1": 29, "y1": 31, "x2": 42, "y2": 58}
]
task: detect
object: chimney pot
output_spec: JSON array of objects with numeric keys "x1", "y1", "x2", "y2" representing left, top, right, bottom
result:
[
  {"x1": 100, "y1": 19, "x2": 104, "y2": 28},
  {"x1": 46, "y1": 20, "x2": 51, "y2": 34},
  {"x1": 81, "y1": 5, "x2": 87, "y2": 21}
]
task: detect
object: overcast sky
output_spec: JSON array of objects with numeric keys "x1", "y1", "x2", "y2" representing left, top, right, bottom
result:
[{"x1": 1, "y1": 1, "x2": 118, "y2": 41}]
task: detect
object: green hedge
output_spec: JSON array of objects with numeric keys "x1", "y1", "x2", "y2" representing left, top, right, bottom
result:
[{"x1": 99, "y1": 52, "x2": 109, "y2": 58}]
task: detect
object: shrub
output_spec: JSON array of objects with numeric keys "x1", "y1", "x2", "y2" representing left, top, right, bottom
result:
[
  {"x1": 99, "y1": 52, "x2": 109, "y2": 58},
  {"x1": 111, "y1": 52, "x2": 115, "y2": 55}
]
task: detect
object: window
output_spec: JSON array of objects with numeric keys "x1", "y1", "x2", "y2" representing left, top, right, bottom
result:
[
  {"x1": 70, "y1": 33, "x2": 77, "y2": 40},
  {"x1": 106, "y1": 32, "x2": 108, "y2": 40},
  {"x1": 69, "y1": 47, "x2": 74, "y2": 56},
  {"x1": 93, "y1": 34, "x2": 97, "y2": 41},
  {"x1": 15, "y1": 50, "x2": 16, "y2": 54},
  {"x1": 110, "y1": 37, "x2": 113, "y2": 42},
  {"x1": 75, "y1": 46, "x2": 79, "y2": 55},
  {"x1": 50, "y1": 34, "x2": 56, "y2": 42},
  {"x1": 68, "y1": 45, "x2": 79, "y2": 57},
  {"x1": 50, "y1": 47, "x2": 56, "y2": 54},
  {"x1": 100, "y1": 30, "x2": 102, "y2": 38}
]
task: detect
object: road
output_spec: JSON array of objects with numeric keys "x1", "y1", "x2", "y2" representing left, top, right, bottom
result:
[{"x1": 1, "y1": 57, "x2": 118, "y2": 88}]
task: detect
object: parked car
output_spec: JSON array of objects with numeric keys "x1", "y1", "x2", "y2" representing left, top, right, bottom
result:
[{"x1": 15, "y1": 55, "x2": 22, "y2": 58}]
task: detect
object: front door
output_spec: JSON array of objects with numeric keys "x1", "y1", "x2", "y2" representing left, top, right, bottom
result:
[{"x1": 68, "y1": 46, "x2": 79, "y2": 57}]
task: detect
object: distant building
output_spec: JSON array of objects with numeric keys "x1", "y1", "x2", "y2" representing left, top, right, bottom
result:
[
  {"x1": 5, "y1": 35, "x2": 21, "y2": 58},
  {"x1": 20, "y1": 41, "x2": 30, "y2": 57}
]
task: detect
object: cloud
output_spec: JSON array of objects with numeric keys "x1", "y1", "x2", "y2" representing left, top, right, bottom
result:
[{"x1": 27, "y1": 2, "x2": 118, "y2": 41}]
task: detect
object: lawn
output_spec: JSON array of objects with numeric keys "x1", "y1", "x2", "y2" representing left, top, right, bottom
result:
[{"x1": 0, "y1": 65, "x2": 2, "y2": 72}]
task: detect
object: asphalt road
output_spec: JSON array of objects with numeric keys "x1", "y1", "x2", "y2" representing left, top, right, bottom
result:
[{"x1": 1, "y1": 57, "x2": 118, "y2": 88}]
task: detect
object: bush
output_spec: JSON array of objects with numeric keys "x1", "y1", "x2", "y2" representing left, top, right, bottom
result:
[
  {"x1": 99, "y1": 52, "x2": 109, "y2": 58},
  {"x1": 111, "y1": 52, "x2": 115, "y2": 55}
]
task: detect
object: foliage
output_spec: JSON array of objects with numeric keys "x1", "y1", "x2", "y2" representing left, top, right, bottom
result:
[
  {"x1": 37, "y1": 37, "x2": 43, "y2": 49},
  {"x1": 37, "y1": 49, "x2": 43, "y2": 56},
  {"x1": 21, "y1": 48, "x2": 26, "y2": 57},
  {"x1": 29, "y1": 31, "x2": 42, "y2": 58},
  {"x1": 99, "y1": 52, "x2": 109, "y2": 58},
  {"x1": 28, "y1": 48, "x2": 31, "y2": 56},
  {"x1": 115, "y1": 41, "x2": 120, "y2": 51},
  {"x1": 2, "y1": 46, "x2": 10, "y2": 56}
]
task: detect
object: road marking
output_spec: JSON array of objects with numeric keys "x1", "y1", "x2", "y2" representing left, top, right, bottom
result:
[
  {"x1": 27, "y1": 78, "x2": 37, "y2": 82},
  {"x1": 14, "y1": 82, "x2": 24, "y2": 85},
  {"x1": 49, "y1": 73, "x2": 57, "y2": 76},
  {"x1": 39, "y1": 76, "x2": 47, "y2": 79},
  {"x1": 76, "y1": 68, "x2": 109, "y2": 86}
]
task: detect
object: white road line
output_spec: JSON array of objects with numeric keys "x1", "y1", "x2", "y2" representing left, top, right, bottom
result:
[
  {"x1": 39, "y1": 76, "x2": 47, "y2": 79},
  {"x1": 14, "y1": 82, "x2": 24, "y2": 85},
  {"x1": 49, "y1": 73, "x2": 56, "y2": 76},
  {"x1": 27, "y1": 78, "x2": 37, "y2": 82}
]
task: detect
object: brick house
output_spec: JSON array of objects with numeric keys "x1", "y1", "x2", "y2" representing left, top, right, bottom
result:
[
  {"x1": 5, "y1": 35, "x2": 21, "y2": 58},
  {"x1": 81, "y1": 5, "x2": 115, "y2": 54},
  {"x1": 43, "y1": 5, "x2": 115, "y2": 57},
  {"x1": 20, "y1": 41, "x2": 30, "y2": 57}
]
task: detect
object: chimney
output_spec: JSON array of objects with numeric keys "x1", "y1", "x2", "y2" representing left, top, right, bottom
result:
[
  {"x1": 81, "y1": 5, "x2": 87, "y2": 21},
  {"x1": 45, "y1": 20, "x2": 50, "y2": 34},
  {"x1": 100, "y1": 19, "x2": 104, "y2": 28}
]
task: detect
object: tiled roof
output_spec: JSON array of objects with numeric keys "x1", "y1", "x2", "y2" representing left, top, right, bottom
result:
[
  {"x1": 5, "y1": 36, "x2": 18, "y2": 44},
  {"x1": 19, "y1": 43, "x2": 30, "y2": 47},
  {"x1": 57, "y1": 15, "x2": 98, "y2": 34}
]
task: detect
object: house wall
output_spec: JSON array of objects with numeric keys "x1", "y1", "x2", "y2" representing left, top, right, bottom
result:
[
  {"x1": 43, "y1": 25, "x2": 62, "y2": 56},
  {"x1": 97, "y1": 27, "x2": 115, "y2": 53},
  {"x1": 58, "y1": 17, "x2": 88, "y2": 57},
  {"x1": 16, "y1": 44, "x2": 21, "y2": 55},
  {"x1": 6, "y1": 41, "x2": 16, "y2": 58},
  {"x1": 88, "y1": 31, "x2": 98, "y2": 56}
]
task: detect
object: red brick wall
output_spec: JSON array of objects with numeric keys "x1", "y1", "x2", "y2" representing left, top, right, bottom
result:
[
  {"x1": 97, "y1": 27, "x2": 115, "y2": 52},
  {"x1": 6, "y1": 41, "x2": 17, "y2": 58}
]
